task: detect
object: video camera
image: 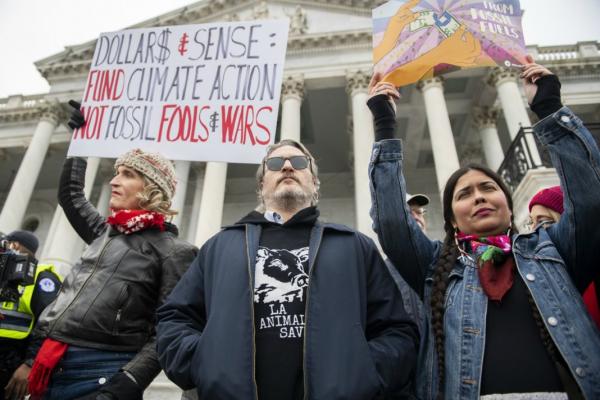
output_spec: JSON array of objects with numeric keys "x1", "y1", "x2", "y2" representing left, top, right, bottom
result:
[{"x1": 0, "y1": 240, "x2": 37, "y2": 303}]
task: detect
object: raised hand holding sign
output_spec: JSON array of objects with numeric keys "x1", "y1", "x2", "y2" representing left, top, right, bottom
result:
[{"x1": 373, "y1": 0, "x2": 527, "y2": 87}]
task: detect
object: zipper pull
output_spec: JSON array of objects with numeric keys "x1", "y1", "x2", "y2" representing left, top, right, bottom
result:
[{"x1": 115, "y1": 309, "x2": 122, "y2": 323}]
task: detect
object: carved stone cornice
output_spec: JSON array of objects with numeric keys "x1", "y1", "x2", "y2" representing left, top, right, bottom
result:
[
  {"x1": 472, "y1": 106, "x2": 499, "y2": 130},
  {"x1": 37, "y1": 28, "x2": 373, "y2": 81},
  {"x1": 289, "y1": 5, "x2": 308, "y2": 36},
  {"x1": 288, "y1": 29, "x2": 371, "y2": 54},
  {"x1": 544, "y1": 60, "x2": 600, "y2": 79},
  {"x1": 281, "y1": 75, "x2": 305, "y2": 100},
  {"x1": 486, "y1": 66, "x2": 519, "y2": 87},
  {"x1": 346, "y1": 70, "x2": 370, "y2": 95},
  {"x1": 0, "y1": 107, "x2": 44, "y2": 124},
  {"x1": 416, "y1": 76, "x2": 444, "y2": 92}
]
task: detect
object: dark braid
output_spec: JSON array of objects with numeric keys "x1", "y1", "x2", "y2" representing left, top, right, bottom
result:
[{"x1": 430, "y1": 231, "x2": 459, "y2": 400}]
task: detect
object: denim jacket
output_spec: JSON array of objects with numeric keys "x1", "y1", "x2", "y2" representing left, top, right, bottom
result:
[{"x1": 369, "y1": 107, "x2": 600, "y2": 399}]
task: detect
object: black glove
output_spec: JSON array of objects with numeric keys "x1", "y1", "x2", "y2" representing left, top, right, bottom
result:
[
  {"x1": 367, "y1": 94, "x2": 397, "y2": 142},
  {"x1": 530, "y1": 74, "x2": 563, "y2": 120},
  {"x1": 67, "y1": 100, "x2": 86, "y2": 130},
  {"x1": 74, "y1": 372, "x2": 143, "y2": 400}
]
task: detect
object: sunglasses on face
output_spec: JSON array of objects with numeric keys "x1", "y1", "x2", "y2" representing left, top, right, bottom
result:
[{"x1": 265, "y1": 156, "x2": 310, "y2": 171}]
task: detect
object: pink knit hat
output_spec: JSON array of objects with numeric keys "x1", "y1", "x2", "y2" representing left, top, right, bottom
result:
[{"x1": 528, "y1": 186, "x2": 563, "y2": 214}]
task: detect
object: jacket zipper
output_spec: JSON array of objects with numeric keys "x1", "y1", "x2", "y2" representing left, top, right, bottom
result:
[
  {"x1": 48, "y1": 236, "x2": 114, "y2": 335},
  {"x1": 303, "y1": 227, "x2": 323, "y2": 400},
  {"x1": 245, "y1": 226, "x2": 259, "y2": 400},
  {"x1": 112, "y1": 309, "x2": 122, "y2": 335}
]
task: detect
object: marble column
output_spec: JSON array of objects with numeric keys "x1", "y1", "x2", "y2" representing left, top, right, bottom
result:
[
  {"x1": 473, "y1": 107, "x2": 504, "y2": 171},
  {"x1": 194, "y1": 162, "x2": 228, "y2": 247},
  {"x1": 280, "y1": 75, "x2": 305, "y2": 142},
  {"x1": 0, "y1": 102, "x2": 63, "y2": 233},
  {"x1": 487, "y1": 67, "x2": 541, "y2": 165},
  {"x1": 417, "y1": 77, "x2": 460, "y2": 194},
  {"x1": 96, "y1": 180, "x2": 112, "y2": 217},
  {"x1": 41, "y1": 157, "x2": 100, "y2": 275},
  {"x1": 186, "y1": 165, "x2": 205, "y2": 244},
  {"x1": 346, "y1": 70, "x2": 376, "y2": 239},
  {"x1": 171, "y1": 160, "x2": 191, "y2": 228}
]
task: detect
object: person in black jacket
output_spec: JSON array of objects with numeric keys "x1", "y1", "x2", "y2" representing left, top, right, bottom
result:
[
  {"x1": 156, "y1": 139, "x2": 419, "y2": 400},
  {"x1": 26, "y1": 102, "x2": 197, "y2": 400}
]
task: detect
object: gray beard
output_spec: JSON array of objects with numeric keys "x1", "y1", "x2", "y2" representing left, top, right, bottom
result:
[{"x1": 265, "y1": 187, "x2": 311, "y2": 212}]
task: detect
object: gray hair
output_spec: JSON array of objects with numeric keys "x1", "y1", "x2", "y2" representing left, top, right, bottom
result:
[{"x1": 255, "y1": 139, "x2": 320, "y2": 211}]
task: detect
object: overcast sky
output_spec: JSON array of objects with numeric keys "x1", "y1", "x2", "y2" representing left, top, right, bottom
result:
[{"x1": 0, "y1": 0, "x2": 599, "y2": 99}]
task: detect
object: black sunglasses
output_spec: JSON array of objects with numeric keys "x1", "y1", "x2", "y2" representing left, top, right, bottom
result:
[{"x1": 265, "y1": 156, "x2": 309, "y2": 171}]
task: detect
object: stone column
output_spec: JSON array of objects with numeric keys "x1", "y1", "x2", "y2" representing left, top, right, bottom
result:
[
  {"x1": 280, "y1": 75, "x2": 305, "y2": 141},
  {"x1": 417, "y1": 77, "x2": 460, "y2": 194},
  {"x1": 194, "y1": 162, "x2": 227, "y2": 247},
  {"x1": 487, "y1": 67, "x2": 532, "y2": 139},
  {"x1": 186, "y1": 165, "x2": 205, "y2": 244},
  {"x1": 0, "y1": 102, "x2": 63, "y2": 233},
  {"x1": 96, "y1": 180, "x2": 112, "y2": 217},
  {"x1": 41, "y1": 157, "x2": 100, "y2": 276},
  {"x1": 346, "y1": 70, "x2": 376, "y2": 239},
  {"x1": 171, "y1": 160, "x2": 191, "y2": 228},
  {"x1": 473, "y1": 107, "x2": 504, "y2": 171},
  {"x1": 487, "y1": 67, "x2": 541, "y2": 165}
]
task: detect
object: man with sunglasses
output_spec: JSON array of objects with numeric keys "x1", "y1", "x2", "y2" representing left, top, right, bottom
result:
[{"x1": 157, "y1": 139, "x2": 419, "y2": 400}]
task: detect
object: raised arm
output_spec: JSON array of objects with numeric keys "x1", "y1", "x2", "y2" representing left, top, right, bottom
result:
[
  {"x1": 523, "y1": 60, "x2": 600, "y2": 291},
  {"x1": 367, "y1": 75, "x2": 439, "y2": 297},
  {"x1": 58, "y1": 157, "x2": 107, "y2": 244}
]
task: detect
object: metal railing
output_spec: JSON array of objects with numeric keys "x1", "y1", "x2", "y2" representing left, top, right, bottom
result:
[{"x1": 498, "y1": 122, "x2": 600, "y2": 192}]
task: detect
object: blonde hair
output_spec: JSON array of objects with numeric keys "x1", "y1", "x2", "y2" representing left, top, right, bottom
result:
[{"x1": 136, "y1": 176, "x2": 178, "y2": 218}]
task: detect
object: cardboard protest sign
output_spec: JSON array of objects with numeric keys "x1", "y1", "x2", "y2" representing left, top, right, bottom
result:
[
  {"x1": 68, "y1": 20, "x2": 289, "y2": 164},
  {"x1": 373, "y1": 0, "x2": 527, "y2": 87}
]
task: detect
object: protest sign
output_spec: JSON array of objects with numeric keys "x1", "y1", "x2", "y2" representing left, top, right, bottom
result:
[
  {"x1": 373, "y1": 0, "x2": 527, "y2": 87},
  {"x1": 68, "y1": 19, "x2": 289, "y2": 164}
]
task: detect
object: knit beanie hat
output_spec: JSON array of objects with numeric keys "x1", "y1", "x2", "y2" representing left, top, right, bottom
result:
[
  {"x1": 114, "y1": 149, "x2": 177, "y2": 202},
  {"x1": 5, "y1": 230, "x2": 39, "y2": 255},
  {"x1": 528, "y1": 185, "x2": 564, "y2": 214}
]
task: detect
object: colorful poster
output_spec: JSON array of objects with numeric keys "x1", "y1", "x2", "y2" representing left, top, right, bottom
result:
[
  {"x1": 373, "y1": 0, "x2": 527, "y2": 87},
  {"x1": 67, "y1": 20, "x2": 289, "y2": 164}
]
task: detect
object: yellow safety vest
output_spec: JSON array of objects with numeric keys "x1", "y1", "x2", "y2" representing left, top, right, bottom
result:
[{"x1": 0, "y1": 264, "x2": 60, "y2": 340}]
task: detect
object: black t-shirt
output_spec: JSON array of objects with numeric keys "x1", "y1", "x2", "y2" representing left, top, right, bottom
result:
[
  {"x1": 481, "y1": 274, "x2": 564, "y2": 394},
  {"x1": 240, "y1": 207, "x2": 317, "y2": 400}
]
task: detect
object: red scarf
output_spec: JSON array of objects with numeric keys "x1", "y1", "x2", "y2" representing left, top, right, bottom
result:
[
  {"x1": 28, "y1": 338, "x2": 69, "y2": 397},
  {"x1": 457, "y1": 232, "x2": 515, "y2": 302},
  {"x1": 106, "y1": 209, "x2": 165, "y2": 234}
]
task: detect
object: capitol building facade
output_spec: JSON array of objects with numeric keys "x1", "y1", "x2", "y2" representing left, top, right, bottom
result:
[{"x1": 0, "y1": 1, "x2": 599, "y2": 396}]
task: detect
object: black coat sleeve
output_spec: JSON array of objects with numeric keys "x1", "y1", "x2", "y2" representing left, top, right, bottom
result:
[{"x1": 58, "y1": 157, "x2": 107, "y2": 244}]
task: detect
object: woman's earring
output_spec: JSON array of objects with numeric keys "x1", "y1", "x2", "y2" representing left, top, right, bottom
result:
[{"x1": 454, "y1": 227, "x2": 474, "y2": 263}]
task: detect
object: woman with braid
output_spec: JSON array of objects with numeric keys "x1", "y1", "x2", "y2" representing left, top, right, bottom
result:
[{"x1": 367, "y1": 57, "x2": 600, "y2": 399}]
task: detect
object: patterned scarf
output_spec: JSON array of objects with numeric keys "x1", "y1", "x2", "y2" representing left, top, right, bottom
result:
[
  {"x1": 106, "y1": 209, "x2": 165, "y2": 234},
  {"x1": 457, "y1": 232, "x2": 515, "y2": 302}
]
